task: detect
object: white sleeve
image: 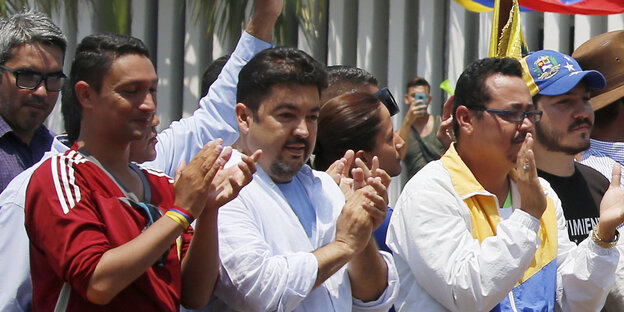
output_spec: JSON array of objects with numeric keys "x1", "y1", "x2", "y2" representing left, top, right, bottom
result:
[
  {"x1": 147, "y1": 31, "x2": 272, "y2": 176},
  {"x1": 604, "y1": 242, "x2": 624, "y2": 311},
  {"x1": 0, "y1": 178, "x2": 33, "y2": 312},
  {"x1": 550, "y1": 186, "x2": 619, "y2": 312},
  {"x1": 215, "y1": 197, "x2": 318, "y2": 311},
  {"x1": 388, "y1": 179, "x2": 541, "y2": 312},
  {"x1": 352, "y1": 251, "x2": 400, "y2": 312}
]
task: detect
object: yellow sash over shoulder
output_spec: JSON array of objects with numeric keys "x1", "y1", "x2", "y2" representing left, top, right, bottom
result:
[{"x1": 441, "y1": 145, "x2": 558, "y2": 284}]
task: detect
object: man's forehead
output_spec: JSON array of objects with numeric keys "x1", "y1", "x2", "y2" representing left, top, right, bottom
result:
[
  {"x1": 106, "y1": 54, "x2": 157, "y2": 83},
  {"x1": 264, "y1": 84, "x2": 320, "y2": 107},
  {"x1": 484, "y1": 74, "x2": 532, "y2": 106},
  {"x1": 271, "y1": 102, "x2": 320, "y2": 113},
  {"x1": 5, "y1": 42, "x2": 64, "y2": 68},
  {"x1": 485, "y1": 74, "x2": 531, "y2": 95},
  {"x1": 409, "y1": 85, "x2": 428, "y2": 91}
]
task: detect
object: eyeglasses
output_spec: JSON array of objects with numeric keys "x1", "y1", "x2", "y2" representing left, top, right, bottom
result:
[
  {"x1": 374, "y1": 87, "x2": 400, "y2": 116},
  {"x1": 0, "y1": 65, "x2": 66, "y2": 92},
  {"x1": 469, "y1": 106, "x2": 542, "y2": 123}
]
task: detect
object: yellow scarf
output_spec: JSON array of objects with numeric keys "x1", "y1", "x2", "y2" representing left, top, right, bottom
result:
[{"x1": 441, "y1": 145, "x2": 558, "y2": 284}]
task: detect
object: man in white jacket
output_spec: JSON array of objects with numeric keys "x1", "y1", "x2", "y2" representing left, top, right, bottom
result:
[
  {"x1": 213, "y1": 47, "x2": 399, "y2": 311},
  {"x1": 387, "y1": 56, "x2": 624, "y2": 311}
]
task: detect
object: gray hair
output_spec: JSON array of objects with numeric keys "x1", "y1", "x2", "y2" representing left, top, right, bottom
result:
[{"x1": 0, "y1": 9, "x2": 66, "y2": 64}]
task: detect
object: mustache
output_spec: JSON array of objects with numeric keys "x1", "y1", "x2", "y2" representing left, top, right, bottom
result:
[
  {"x1": 23, "y1": 97, "x2": 47, "y2": 107},
  {"x1": 284, "y1": 137, "x2": 308, "y2": 148},
  {"x1": 568, "y1": 118, "x2": 592, "y2": 131}
]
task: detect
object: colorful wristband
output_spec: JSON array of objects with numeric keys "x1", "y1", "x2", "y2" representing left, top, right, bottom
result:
[
  {"x1": 169, "y1": 208, "x2": 193, "y2": 224},
  {"x1": 172, "y1": 206, "x2": 195, "y2": 222},
  {"x1": 165, "y1": 211, "x2": 190, "y2": 230}
]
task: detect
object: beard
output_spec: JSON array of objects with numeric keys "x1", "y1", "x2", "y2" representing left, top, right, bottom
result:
[
  {"x1": 269, "y1": 137, "x2": 310, "y2": 181},
  {"x1": 269, "y1": 157, "x2": 304, "y2": 181},
  {"x1": 535, "y1": 118, "x2": 592, "y2": 155}
]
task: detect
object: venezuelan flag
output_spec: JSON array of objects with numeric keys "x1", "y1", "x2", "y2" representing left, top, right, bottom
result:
[
  {"x1": 454, "y1": 0, "x2": 532, "y2": 12},
  {"x1": 519, "y1": 0, "x2": 624, "y2": 15}
]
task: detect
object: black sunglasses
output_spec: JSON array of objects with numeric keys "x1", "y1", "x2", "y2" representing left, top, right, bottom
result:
[{"x1": 374, "y1": 87, "x2": 400, "y2": 116}]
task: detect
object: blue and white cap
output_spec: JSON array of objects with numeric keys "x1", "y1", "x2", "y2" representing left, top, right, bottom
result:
[{"x1": 520, "y1": 49, "x2": 606, "y2": 96}]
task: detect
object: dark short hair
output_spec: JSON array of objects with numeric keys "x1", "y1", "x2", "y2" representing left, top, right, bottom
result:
[
  {"x1": 62, "y1": 33, "x2": 150, "y2": 143},
  {"x1": 0, "y1": 9, "x2": 66, "y2": 65},
  {"x1": 313, "y1": 92, "x2": 382, "y2": 171},
  {"x1": 406, "y1": 76, "x2": 430, "y2": 93},
  {"x1": 321, "y1": 65, "x2": 377, "y2": 104},
  {"x1": 237, "y1": 47, "x2": 327, "y2": 115},
  {"x1": 453, "y1": 57, "x2": 523, "y2": 139},
  {"x1": 201, "y1": 54, "x2": 229, "y2": 97}
]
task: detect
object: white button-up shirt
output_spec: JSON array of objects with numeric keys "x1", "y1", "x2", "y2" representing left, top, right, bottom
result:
[{"x1": 214, "y1": 151, "x2": 399, "y2": 311}]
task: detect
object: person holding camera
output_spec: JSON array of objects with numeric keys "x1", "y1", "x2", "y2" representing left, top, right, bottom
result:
[{"x1": 398, "y1": 77, "x2": 445, "y2": 180}]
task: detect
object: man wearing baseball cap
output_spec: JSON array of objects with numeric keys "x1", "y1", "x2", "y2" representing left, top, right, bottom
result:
[
  {"x1": 573, "y1": 30, "x2": 624, "y2": 312},
  {"x1": 573, "y1": 31, "x2": 624, "y2": 186},
  {"x1": 520, "y1": 49, "x2": 608, "y2": 244}
]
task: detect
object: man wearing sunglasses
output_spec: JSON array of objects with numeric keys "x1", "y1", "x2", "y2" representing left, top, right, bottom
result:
[
  {"x1": 0, "y1": 10, "x2": 67, "y2": 193},
  {"x1": 387, "y1": 57, "x2": 624, "y2": 311}
]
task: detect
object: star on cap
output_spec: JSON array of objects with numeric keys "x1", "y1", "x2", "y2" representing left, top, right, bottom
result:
[{"x1": 564, "y1": 62, "x2": 576, "y2": 72}]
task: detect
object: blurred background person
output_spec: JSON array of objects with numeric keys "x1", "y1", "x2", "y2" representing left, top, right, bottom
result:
[{"x1": 398, "y1": 77, "x2": 444, "y2": 181}]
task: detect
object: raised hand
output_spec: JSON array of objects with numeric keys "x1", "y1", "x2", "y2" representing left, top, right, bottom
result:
[
  {"x1": 326, "y1": 150, "x2": 354, "y2": 184},
  {"x1": 173, "y1": 140, "x2": 227, "y2": 218},
  {"x1": 436, "y1": 95, "x2": 455, "y2": 150},
  {"x1": 512, "y1": 133, "x2": 547, "y2": 219},
  {"x1": 354, "y1": 156, "x2": 391, "y2": 187},
  {"x1": 204, "y1": 149, "x2": 262, "y2": 211},
  {"x1": 326, "y1": 150, "x2": 357, "y2": 196},
  {"x1": 335, "y1": 185, "x2": 382, "y2": 255},
  {"x1": 597, "y1": 164, "x2": 624, "y2": 241},
  {"x1": 362, "y1": 177, "x2": 389, "y2": 231},
  {"x1": 405, "y1": 98, "x2": 428, "y2": 123},
  {"x1": 247, "y1": 0, "x2": 284, "y2": 42}
]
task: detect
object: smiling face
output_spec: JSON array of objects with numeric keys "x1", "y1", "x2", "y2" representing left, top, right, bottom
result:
[
  {"x1": 0, "y1": 42, "x2": 64, "y2": 142},
  {"x1": 86, "y1": 54, "x2": 158, "y2": 144},
  {"x1": 239, "y1": 83, "x2": 320, "y2": 183},
  {"x1": 534, "y1": 83, "x2": 593, "y2": 155},
  {"x1": 471, "y1": 74, "x2": 535, "y2": 166}
]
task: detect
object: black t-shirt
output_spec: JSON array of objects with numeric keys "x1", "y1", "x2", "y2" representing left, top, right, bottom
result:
[{"x1": 538, "y1": 162, "x2": 608, "y2": 245}]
